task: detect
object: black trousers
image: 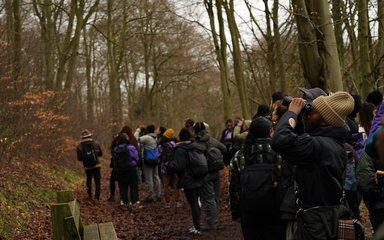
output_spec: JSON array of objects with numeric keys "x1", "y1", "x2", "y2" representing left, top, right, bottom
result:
[
  {"x1": 241, "y1": 208, "x2": 286, "y2": 240},
  {"x1": 109, "y1": 169, "x2": 118, "y2": 197},
  {"x1": 118, "y1": 167, "x2": 139, "y2": 204},
  {"x1": 184, "y1": 188, "x2": 201, "y2": 231},
  {"x1": 85, "y1": 167, "x2": 101, "y2": 199}
]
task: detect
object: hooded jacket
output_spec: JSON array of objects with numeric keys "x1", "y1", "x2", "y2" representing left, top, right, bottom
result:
[
  {"x1": 194, "y1": 130, "x2": 227, "y2": 155},
  {"x1": 76, "y1": 138, "x2": 103, "y2": 170},
  {"x1": 271, "y1": 111, "x2": 348, "y2": 206}
]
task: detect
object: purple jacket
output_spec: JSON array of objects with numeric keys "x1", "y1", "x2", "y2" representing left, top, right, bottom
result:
[
  {"x1": 115, "y1": 143, "x2": 139, "y2": 167},
  {"x1": 369, "y1": 102, "x2": 384, "y2": 137},
  {"x1": 159, "y1": 141, "x2": 176, "y2": 175}
]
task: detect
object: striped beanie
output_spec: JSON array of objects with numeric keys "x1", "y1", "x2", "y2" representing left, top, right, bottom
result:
[{"x1": 312, "y1": 91, "x2": 354, "y2": 127}]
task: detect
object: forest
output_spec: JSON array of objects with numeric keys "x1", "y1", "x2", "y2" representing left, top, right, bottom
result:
[{"x1": 0, "y1": 0, "x2": 382, "y2": 239}]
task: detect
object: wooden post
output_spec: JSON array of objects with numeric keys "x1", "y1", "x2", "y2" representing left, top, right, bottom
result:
[{"x1": 56, "y1": 191, "x2": 75, "y2": 203}]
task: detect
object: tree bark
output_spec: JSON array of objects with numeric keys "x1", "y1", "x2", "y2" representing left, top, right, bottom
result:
[
  {"x1": 223, "y1": 0, "x2": 250, "y2": 119},
  {"x1": 273, "y1": 0, "x2": 286, "y2": 92}
]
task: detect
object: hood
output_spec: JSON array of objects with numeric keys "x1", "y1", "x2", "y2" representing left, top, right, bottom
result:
[
  {"x1": 195, "y1": 130, "x2": 210, "y2": 142},
  {"x1": 309, "y1": 125, "x2": 349, "y2": 143},
  {"x1": 176, "y1": 141, "x2": 205, "y2": 152}
]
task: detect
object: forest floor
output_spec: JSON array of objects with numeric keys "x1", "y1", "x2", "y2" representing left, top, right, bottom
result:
[{"x1": 0, "y1": 156, "x2": 376, "y2": 240}]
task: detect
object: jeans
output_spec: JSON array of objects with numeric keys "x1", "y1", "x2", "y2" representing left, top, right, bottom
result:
[
  {"x1": 143, "y1": 164, "x2": 161, "y2": 199},
  {"x1": 85, "y1": 167, "x2": 101, "y2": 199},
  {"x1": 118, "y1": 167, "x2": 139, "y2": 204},
  {"x1": 210, "y1": 171, "x2": 221, "y2": 208},
  {"x1": 198, "y1": 180, "x2": 217, "y2": 226},
  {"x1": 185, "y1": 188, "x2": 201, "y2": 231}
]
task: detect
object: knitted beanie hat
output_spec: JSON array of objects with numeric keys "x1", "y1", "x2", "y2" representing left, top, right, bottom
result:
[
  {"x1": 81, "y1": 129, "x2": 92, "y2": 139},
  {"x1": 312, "y1": 91, "x2": 355, "y2": 127},
  {"x1": 163, "y1": 128, "x2": 175, "y2": 139}
]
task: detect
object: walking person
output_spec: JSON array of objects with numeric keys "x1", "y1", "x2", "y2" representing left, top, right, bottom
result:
[{"x1": 76, "y1": 129, "x2": 103, "y2": 200}]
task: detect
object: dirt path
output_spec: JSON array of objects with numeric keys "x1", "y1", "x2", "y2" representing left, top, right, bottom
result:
[
  {"x1": 75, "y1": 165, "x2": 242, "y2": 240},
  {"x1": 73, "y1": 160, "x2": 374, "y2": 240}
]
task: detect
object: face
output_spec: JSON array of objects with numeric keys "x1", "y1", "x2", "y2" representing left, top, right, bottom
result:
[{"x1": 306, "y1": 109, "x2": 323, "y2": 131}]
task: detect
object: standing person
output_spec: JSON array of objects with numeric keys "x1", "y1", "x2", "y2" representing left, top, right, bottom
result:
[
  {"x1": 193, "y1": 122, "x2": 226, "y2": 230},
  {"x1": 238, "y1": 117, "x2": 287, "y2": 240},
  {"x1": 170, "y1": 128, "x2": 207, "y2": 236},
  {"x1": 113, "y1": 132, "x2": 140, "y2": 207},
  {"x1": 136, "y1": 124, "x2": 161, "y2": 202},
  {"x1": 159, "y1": 128, "x2": 181, "y2": 208},
  {"x1": 271, "y1": 92, "x2": 355, "y2": 240},
  {"x1": 76, "y1": 129, "x2": 103, "y2": 200},
  {"x1": 109, "y1": 126, "x2": 140, "y2": 201},
  {"x1": 221, "y1": 119, "x2": 234, "y2": 166}
]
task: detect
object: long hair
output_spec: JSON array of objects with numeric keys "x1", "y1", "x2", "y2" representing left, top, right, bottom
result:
[
  {"x1": 120, "y1": 125, "x2": 139, "y2": 150},
  {"x1": 359, "y1": 102, "x2": 375, "y2": 135}
]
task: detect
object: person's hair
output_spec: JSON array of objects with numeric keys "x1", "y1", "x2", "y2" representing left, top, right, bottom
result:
[
  {"x1": 366, "y1": 90, "x2": 383, "y2": 107},
  {"x1": 359, "y1": 102, "x2": 375, "y2": 134},
  {"x1": 244, "y1": 117, "x2": 273, "y2": 163},
  {"x1": 184, "y1": 118, "x2": 195, "y2": 128},
  {"x1": 271, "y1": 91, "x2": 287, "y2": 104},
  {"x1": 350, "y1": 94, "x2": 362, "y2": 118},
  {"x1": 273, "y1": 100, "x2": 288, "y2": 121},
  {"x1": 146, "y1": 124, "x2": 155, "y2": 134},
  {"x1": 120, "y1": 125, "x2": 139, "y2": 150},
  {"x1": 158, "y1": 126, "x2": 166, "y2": 136},
  {"x1": 253, "y1": 104, "x2": 270, "y2": 119},
  {"x1": 193, "y1": 122, "x2": 206, "y2": 135},
  {"x1": 179, "y1": 128, "x2": 192, "y2": 141},
  {"x1": 225, "y1": 119, "x2": 233, "y2": 125}
]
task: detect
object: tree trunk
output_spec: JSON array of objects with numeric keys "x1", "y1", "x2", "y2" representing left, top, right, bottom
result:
[
  {"x1": 332, "y1": 0, "x2": 345, "y2": 69},
  {"x1": 317, "y1": 0, "x2": 343, "y2": 91},
  {"x1": 377, "y1": 0, "x2": 384, "y2": 84},
  {"x1": 273, "y1": 0, "x2": 286, "y2": 92},
  {"x1": 264, "y1": 0, "x2": 277, "y2": 93},
  {"x1": 205, "y1": 0, "x2": 232, "y2": 121},
  {"x1": 358, "y1": 0, "x2": 373, "y2": 97},
  {"x1": 223, "y1": 0, "x2": 250, "y2": 119},
  {"x1": 292, "y1": 0, "x2": 324, "y2": 88}
]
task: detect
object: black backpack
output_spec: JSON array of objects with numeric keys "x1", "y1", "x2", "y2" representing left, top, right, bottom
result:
[
  {"x1": 113, "y1": 144, "x2": 132, "y2": 172},
  {"x1": 240, "y1": 142, "x2": 282, "y2": 212},
  {"x1": 187, "y1": 148, "x2": 208, "y2": 178},
  {"x1": 81, "y1": 142, "x2": 99, "y2": 167},
  {"x1": 205, "y1": 141, "x2": 224, "y2": 172},
  {"x1": 161, "y1": 143, "x2": 175, "y2": 164}
]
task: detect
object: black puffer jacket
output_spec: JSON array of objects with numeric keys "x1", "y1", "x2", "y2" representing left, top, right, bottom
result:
[
  {"x1": 170, "y1": 141, "x2": 208, "y2": 190},
  {"x1": 271, "y1": 111, "x2": 348, "y2": 206}
]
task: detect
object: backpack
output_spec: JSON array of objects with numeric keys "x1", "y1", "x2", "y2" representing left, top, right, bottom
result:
[
  {"x1": 240, "y1": 142, "x2": 282, "y2": 212},
  {"x1": 188, "y1": 148, "x2": 208, "y2": 178},
  {"x1": 161, "y1": 143, "x2": 175, "y2": 164},
  {"x1": 144, "y1": 147, "x2": 159, "y2": 166},
  {"x1": 205, "y1": 142, "x2": 224, "y2": 172},
  {"x1": 113, "y1": 144, "x2": 132, "y2": 172},
  {"x1": 81, "y1": 142, "x2": 99, "y2": 167}
]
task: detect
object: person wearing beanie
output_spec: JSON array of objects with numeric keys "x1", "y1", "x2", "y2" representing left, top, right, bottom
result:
[
  {"x1": 233, "y1": 119, "x2": 252, "y2": 143},
  {"x1": 158, "y1": 128, "x2": 180, "y2": 208},
  {"x1": 253, "y1": 104, "x2": 270, "y2": 119},
  {"x1": 136, "y1": 124, "x2": 162, "y2": 203},
  {"x1": 76, "y1": 129, "x2": 103, "y2": 200},
  {"x1": 193, "y1": 122, "x2": 227, "y2": 231},
  {"x1": 271, "y1": 91, "x2": 354, "y2": 239}
]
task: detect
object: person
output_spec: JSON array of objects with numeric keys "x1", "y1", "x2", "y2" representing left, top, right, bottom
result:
[
  {"x1": 366, "y1": 90, "x2": 383, "y2": 111},
  {"x1": 237, "y1": 117, "x2": 287, "y2": 240},
  {"x1": 158, "y1": 128, "x2": 181, "y2": 208},
  {"x1": 193, "y1": 122, "x2": 226, "y2": 230},
  {"x1": 136, "y1": 124, "x2": 161, "y2": 202},
  {"x1": 221, "y1": 119, "x2": 234, "y2": 165},
  {"x1": 170, "y1": 128, "x2": 207, "y2": 236},
  {"x1": 233, "y1": 119, "x2": 252, "y2": 142},
  {"x1": 112, "y1": 132, "x2": 140, "y2": 208},
  {"x1": 76, "y1": 129, "x2": 103, "y2": 200},
  {"x1": 271, "y1": 91, "x2": 355, "y2": 240},
  {"x1": 253, "y1": 104, "x2": 270, "y2": 119}
]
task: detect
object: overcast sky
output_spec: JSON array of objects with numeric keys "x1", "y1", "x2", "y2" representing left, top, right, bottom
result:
[{"x1": 172, "y1": 0, "x2": 291, "y2": 43}]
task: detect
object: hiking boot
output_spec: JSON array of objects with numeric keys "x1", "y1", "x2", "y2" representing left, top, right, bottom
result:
[{"x1": 142, "y1": 197, "x2": 153, "y2": 203}]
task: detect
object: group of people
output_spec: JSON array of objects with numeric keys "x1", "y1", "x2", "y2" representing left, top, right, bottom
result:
[{"x1": 76, "y1": 87, "x2": 384, "y2": 240}]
